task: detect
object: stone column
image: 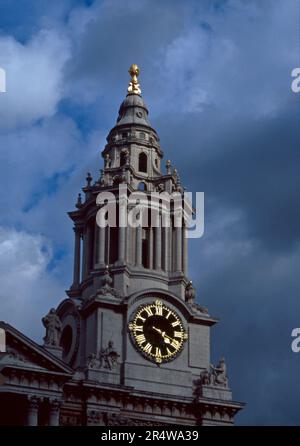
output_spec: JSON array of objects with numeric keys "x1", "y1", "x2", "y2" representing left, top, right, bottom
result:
[
  {"x1": 81, "y1": 229, "x2": 87, "y2": 280},
  {"x1": 175, "y1": 225, "x2": 182, "y2": 273},
  {"x1": 118, "y1": 226, "x2": 126, "y2": 264},
  {"x1": 93, "y1": 222, "x2": 99, "y2": 266},
  {"x1": 98, "y1": 226, "x2": 106, "y2": 267},
  {"x1": 72, "y1": 227, "x2": 81, "y2": 288},
  {"x1": 149, "y1": 227, "x2": 153, "y2": 269},
  {"x1": 49, "y1": 399, "x2": 61, "y2": 426},
  {"x1": 182, "y1": 223, "x2": 188, "y2": 275},
  {"x1": 136, "y1": 225, "x2": 142, "y2": 266},
  {"x1": 27, "y1": 396, "x2": 39, "y2": 426},
  {"x1": 155, "y1": 216, "x2": 161, "y2": 270},
  {"x1": 163, "y1": 226, "x2": 169, "y2": 272},
  {"x1": 83, "y1": 223, "x2": 92, "y2": 278}
]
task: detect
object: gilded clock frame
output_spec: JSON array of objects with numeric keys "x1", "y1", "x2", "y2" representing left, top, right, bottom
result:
[{"x1": 128, "y1": 299, "x2": 188, "y2": 365}]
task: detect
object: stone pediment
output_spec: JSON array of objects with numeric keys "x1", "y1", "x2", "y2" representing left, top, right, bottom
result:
[{"x1": 0, "y1": 321, "x2": 73, "y2": 376}]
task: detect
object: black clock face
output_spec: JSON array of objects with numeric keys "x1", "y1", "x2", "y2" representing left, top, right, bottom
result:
[{"x1": 128, "y1": 300, "x2": 188, "y2": 364}]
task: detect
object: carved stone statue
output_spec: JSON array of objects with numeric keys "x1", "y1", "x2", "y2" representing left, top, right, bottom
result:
[
  {"x1": 185, "y1": 281, "x2": 195, "y2": 303},
  {"x1": 198, "y1": 358, "x2": 228, "y2": 388},
  {"x1": 87, "y1": 353, "x2": 100, "y2": 369},
  {"x1": 86, "y1": 341, "x2": 119, "y2": 371},
  {"x1": 199, "y1": 369, "x2": 211, "y2": 385},
  {"x1": 210, "y1": 358, "x2": 228, "y2": 388},
  {"x1": 185, "y1": 281, "x2": 208, "y2": 314},
  {"x1": 104, "y1": 154, "x2": 110, "y2": 169},
  {"x1": 99, "y1": 341, "x2": 119, "y2": 370},
  {"x1": 42, "y1": 308, "x2": 62, "y2": 346}
]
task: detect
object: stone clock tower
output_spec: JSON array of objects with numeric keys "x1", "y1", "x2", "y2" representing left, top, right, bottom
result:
[{"x1": 0, "y1": 65, "x2": 243, "y2": 426}]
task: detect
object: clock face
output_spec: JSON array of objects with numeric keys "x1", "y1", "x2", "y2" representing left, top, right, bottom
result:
[{"x1": 128, "y1": 300, "x2": 188, "y2": 364}]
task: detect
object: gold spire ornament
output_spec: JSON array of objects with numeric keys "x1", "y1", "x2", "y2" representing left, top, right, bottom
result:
[{"x1": 127, "y1": 64, "x2": 141, "y2": 95}]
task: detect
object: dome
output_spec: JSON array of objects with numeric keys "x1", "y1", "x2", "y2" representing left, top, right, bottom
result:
[{"x1": 114, "y1": 93, "x2": 151, "y2": 128}]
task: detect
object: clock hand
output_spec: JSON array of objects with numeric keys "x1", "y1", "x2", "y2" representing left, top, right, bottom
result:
[{"x1": 152, "y1": 327, "x2": 174, "y2": 344}]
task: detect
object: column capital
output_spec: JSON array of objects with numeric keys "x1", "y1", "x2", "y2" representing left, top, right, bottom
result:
[
  {"x1": 49, "y1": 398, "x2": 62, "y2": 411},
  {"x1": 27, "y1": 395, "x2": 40, "y2": 409},
  {"x1": 73, "y1": 225, "x2": 83, "y2": 235}
]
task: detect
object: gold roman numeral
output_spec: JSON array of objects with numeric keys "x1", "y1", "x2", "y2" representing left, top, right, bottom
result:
[
  {"x1": 144, "y1": 306, "x2": 153, "y2": 317},
  {"x1": 155, "y1": 303, "x2": 163, "y2": 316},
  {"x1": 134, "y1": 325, "x2": 143, "y2": 332},
  {"x1": 136, "y1": 334, "x2": 146, "y2": 344},
  {"x1": 171, "y1": 320, "x2": 180, "y2": 328},
  {"x1": 155, "y1": 347, "x2": 162, "y2": 358},
  {"x1": 171, "y1": 339, "x2": 180, "y2": 349},
  {"x1": 144, "y1": 343, "x2": 152, "y2": 354}
]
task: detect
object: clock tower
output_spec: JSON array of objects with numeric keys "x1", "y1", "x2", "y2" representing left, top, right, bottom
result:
[{"x1": 51, "y1": 65, "x2": 243, "y2": 425}]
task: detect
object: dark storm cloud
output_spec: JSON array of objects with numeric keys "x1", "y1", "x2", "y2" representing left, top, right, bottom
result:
[
  {"x1": 156, "y1": 99, "x2": 300, "y2": 253},
  {"x1": 0, "y1": 0, "x2": 299, "y2": 425}
]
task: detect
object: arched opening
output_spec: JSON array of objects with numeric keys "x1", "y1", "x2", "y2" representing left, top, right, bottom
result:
[
  {"x1": 137, "y1": 182, "x2": 147, "y2": 191},
  {"x1": 139, "y1": 152, "x2": 147, "y2": 173},
  {"x1": 120, "y1": 151, "x2": 127, "y2": 166},
  {"x1": 60, "y1": 325, "x2": 73, "y2": 357},
  {"x1": 142, "y1": 228, "x2": 149, "y2": 268}
]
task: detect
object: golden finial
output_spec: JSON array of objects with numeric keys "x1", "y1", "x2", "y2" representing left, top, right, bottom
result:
[{"x1": 127, "y1": 64, "x2": 141, "y2": 95}]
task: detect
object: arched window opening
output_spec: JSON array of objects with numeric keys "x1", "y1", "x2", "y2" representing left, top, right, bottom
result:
[
  {"x1": 142, "y1": 228, "x2": 149, "y2": 268},
  {"x1": 137, "y1": 182, "x2": 147, "y2": 191},
  {"x1": 139, "y1": 152, "x2": 147, "y2": 173},
  {"x1": 120, "y1": 151, "x2": 127, "y2": 166},
  {"x1": 61, "y1": 325, "x2": 73, "y2": 357}
]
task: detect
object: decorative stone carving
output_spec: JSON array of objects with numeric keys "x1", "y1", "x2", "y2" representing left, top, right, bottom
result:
[
  {"x1": 185, "y1": 281, "x2": 208, "y2": 314},
  {"x1": 87, "y1": 341, "x2": 119, "y2": 371},
  {"x1": 60, "y1": 414, "x2": 82, "y2": 426},
  {"x1": 76, "y1": 193, "x2": 82, "y2": 209},
  {"x1": 104, "y1": 154, "x2": 110, "y2": 168},
  {"x1": 105, "y1": 413, "x2": 166, "y2": 426},
  {"x1": 156, "y1": 183, "x2": 165, "y2": 192},
  {"x1": 166, "y1": 159, "x2": 171, "y2": 175},
  {"x1": 42, "y1": 309, "x2": 62, "y2": 347},
  {"x1": 87, "y1": 353, "x2": 99, "y2": 369},
  {"x1": 87, "y1": 410, "x2": 104, "y2": 425},
  {"x1": 99, "y1": 341, "x2": 119, "y2": 370},
  {"x1": 97, "y1": 267, "x2": 120, "y2": 299},
  {"x1": 210, "y1": 358, "x2": 228, "y2": 388},
  {"x1": 99, "y1": 169, "x2": 106, "y2": 187},
  {"x1": 199, "y1": 358, "x2": 229, "y2": 388},
  {"x1": 199, "y1": 369, "x2": 211, "y2": 385},
  {"x1": 86, "y1": 172, "x2": 92, "y2": 187},
  {"x1": 185, "y1": 280, "x2": 195, "y2": 303},
  {"x1": 5, "y1": 348, "x2": 26, "y2": 363}
]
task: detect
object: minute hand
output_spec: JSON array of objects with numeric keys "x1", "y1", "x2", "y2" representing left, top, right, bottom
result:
[{"x1": 152, "y1": 326, "x2": 175, "y2": 344}]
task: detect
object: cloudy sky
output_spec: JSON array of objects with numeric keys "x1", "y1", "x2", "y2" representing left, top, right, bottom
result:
[{"x1": 0, "y1": 0, "x2": 299, "y2": 425}]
